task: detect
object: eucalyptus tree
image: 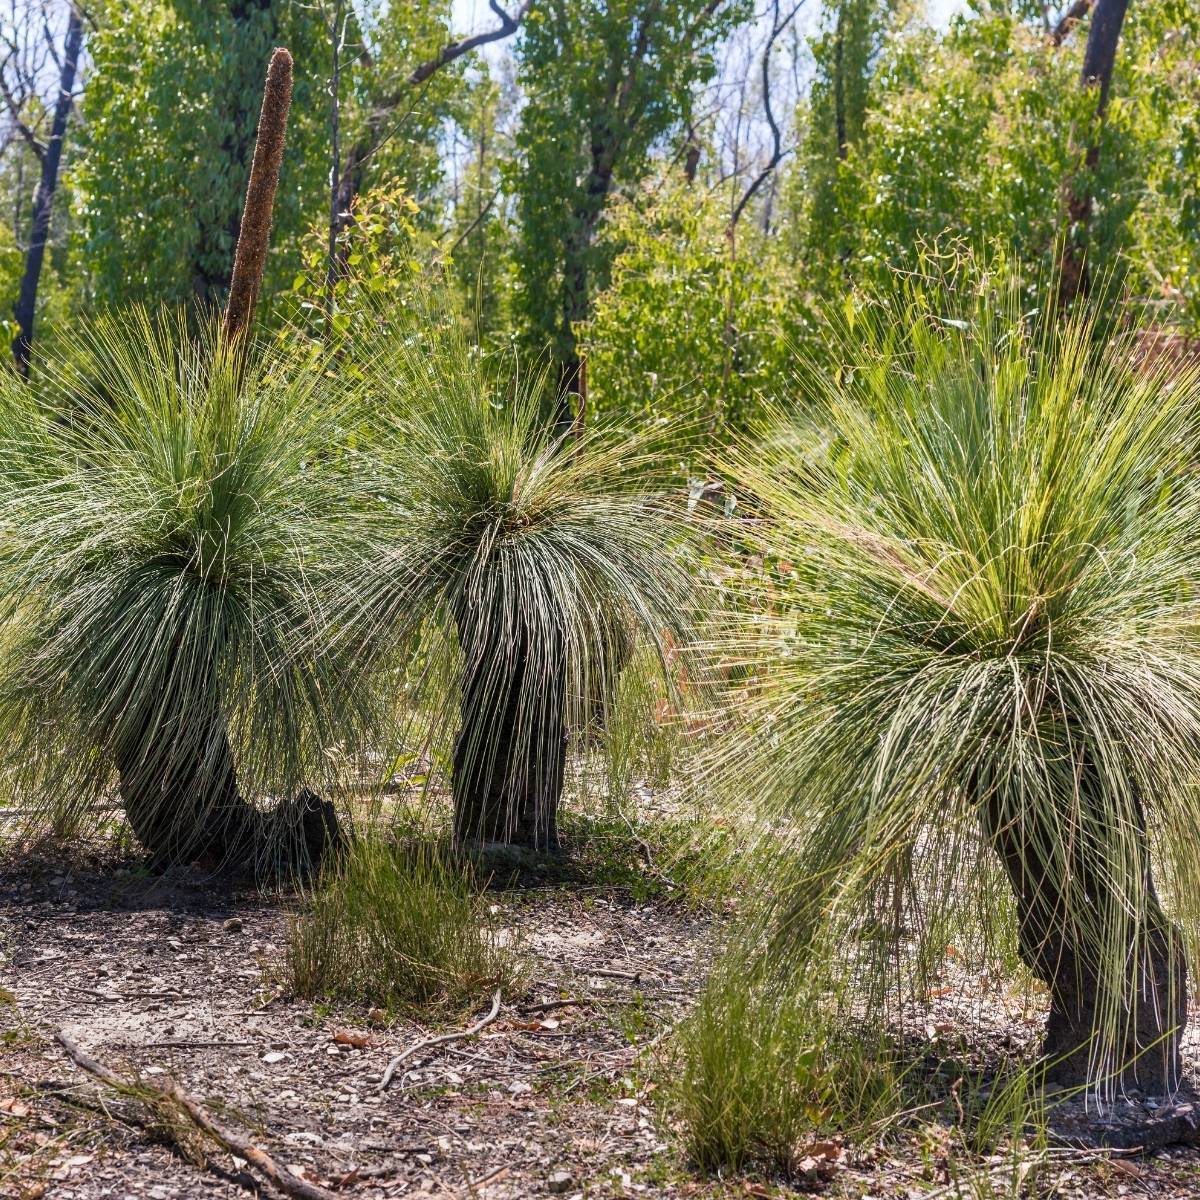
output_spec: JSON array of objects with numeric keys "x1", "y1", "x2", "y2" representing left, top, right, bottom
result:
[
  {"x1": 1061, "y1": 0, "x2": 1133, "y2": 302},
  {"x1": 511, "y1": 0, "x2": 749, "y2": 423}
]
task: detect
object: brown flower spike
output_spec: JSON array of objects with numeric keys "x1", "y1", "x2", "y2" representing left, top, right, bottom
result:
[{"x1": 223, "y1": 47, "x2": 293, "y2": 345}]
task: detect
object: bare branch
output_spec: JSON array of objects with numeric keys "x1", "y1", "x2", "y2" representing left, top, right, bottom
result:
[
  {"x1": 729, "y1": 0, "x2": 804, "y2": 230},
  {"x1": 407, "y1": 0, "x2": 531, "y2": 87},
  {"x1": 0, "y1": 56, "x2": 44, "y2": 159},
  {"x1": 446, "y1": 184, "x2": 501, "y2": 257},
  {"x1": 1051, "y1": 0, "x2": 1092, "y2": 46}
]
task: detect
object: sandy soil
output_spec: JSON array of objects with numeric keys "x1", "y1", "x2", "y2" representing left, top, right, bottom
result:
[{"x1": 3, "y1": 848, "x2": 1200, "y2": 1200}]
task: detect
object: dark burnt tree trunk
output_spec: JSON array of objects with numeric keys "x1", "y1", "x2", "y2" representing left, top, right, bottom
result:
[
  {"x1": 1060, "y1": 0, "x2": 1132, "y2": 305},
  {"x1": 452, "y1": 599, "x2": 567, "y2": 853},
  {"x1": 980, "y1": 756, "x2": 1186, "y2": 1093},
  {"x1": 113, "y1": 647, "x2": 256, "y2": 864},
  {"x1": 114, "y1": 646, "x2": 339, "y2": 872},
  {"x1": 11, "y1": 2, "x2": 84, "y2": 377}
]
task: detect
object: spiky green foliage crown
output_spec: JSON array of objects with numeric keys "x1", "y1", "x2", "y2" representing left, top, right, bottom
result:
[{"x1": 714, "y1": 270, "x2": 1200, "y2": 1091}]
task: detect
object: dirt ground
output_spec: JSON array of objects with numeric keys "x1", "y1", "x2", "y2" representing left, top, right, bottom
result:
[{"x1": 3, "y1": 847, "x2": 1200, "y2": 1200}]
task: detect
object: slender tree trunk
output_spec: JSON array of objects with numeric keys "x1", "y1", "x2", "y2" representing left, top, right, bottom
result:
[
  {"x1": 556, "y1": 128, "x2": 615, "y2": 434},
  {"x1": 979, "y1": 759, "x2": 1186, "y2": 1093},
  {"x1": 1060, "y1": 0, "x2": 1132, "y2": 305},
  {"x1": 12, "y1": 2, "x2": 83, "y2": 377},
  {"x1": 833, "y1": 4, "x2": 848, "y2": 161},
  {"x1": 451, "y1": 601, "x2": 566, "y2": 852},
  {"x1": 324, "y1": 0, "x2": 344, "y2": 318}
]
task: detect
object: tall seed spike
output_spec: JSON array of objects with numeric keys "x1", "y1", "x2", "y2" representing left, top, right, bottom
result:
[{"x1": 222, "y1": 47, "x2": 293, "y2": 346}]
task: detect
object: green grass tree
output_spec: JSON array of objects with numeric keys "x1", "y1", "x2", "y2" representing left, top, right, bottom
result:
[
  {"x1": 0, "y1": 50, "x2": 373, "y2": 875},
  {"x1": 0, "y1": 309, "x2": 376, "y2": 872},
  {"x1": 715, "y1": 269, "x2": 1200, "y2": 1096},
  {"x1": 348, "y1": 314, "x2": 698, "y2": 851}
]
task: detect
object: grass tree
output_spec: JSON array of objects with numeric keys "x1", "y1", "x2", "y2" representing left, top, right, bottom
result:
[
  {"x1": 715, "y1": 273, "x2": 1200, "y2": 1097},
  {"x1": 351, "y1": 318, "x2": 697, "y2": 852},
  {"x1": 0, "y1": 311, "x2": 374, "y2": 872},
  {"x1": 0, "y1": 50, "x2": 374, "y2": 874}
]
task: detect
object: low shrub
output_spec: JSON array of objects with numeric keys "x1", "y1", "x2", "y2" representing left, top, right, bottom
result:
[{"x1": 287, "y1": 836, "x2": 523, "y2": 1016}]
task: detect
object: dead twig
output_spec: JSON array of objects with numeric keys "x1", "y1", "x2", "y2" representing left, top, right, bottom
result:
[
  {"x1": 56, "y1": 1031, "x2": 336, "y2": 1200},
  {"x1": 458, "y1": 1163, "x2": 511, "y2": 1195},
  {"x1": 519, "y1": 996, "x2": 625, "y2": 1015},
  {"x1": 377, "y1": 989, "x2": 502, "y2": 1092}
]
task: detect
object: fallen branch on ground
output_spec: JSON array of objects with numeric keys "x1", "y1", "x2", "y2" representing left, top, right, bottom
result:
[
  {"x1": 56, "y1": 1031, "x2": 336, "y2": 1200},
  {"x1": 377, "y1": 989, "x2": 502, "y2": 1092}
]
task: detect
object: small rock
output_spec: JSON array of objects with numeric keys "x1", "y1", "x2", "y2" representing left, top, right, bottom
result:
[
  {"x1": 547, "y1": 1171, "x2": 575, "y2": 1194},
  {"x1": 223, "y1": 918, "x2": 243, "y2": 932},
  {"x1": 262, "y1": 1051, "x2": 287, "y2": 1064}
]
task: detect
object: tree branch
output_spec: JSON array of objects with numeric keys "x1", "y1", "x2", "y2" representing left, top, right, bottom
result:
[
  {"x1": 1051, "y1": 0, "x2": 1092, "y2": 46},
  {"x1": 408, "y1": 0, "x2": 531, "y2": 87},
  {"x1": 446, "y1": 184, "x2": 501, "y2": 257},
  {"x1": 57, "y1": 1032, "x2": 338, "y2": 1200},
  {"x1": 729, "y1": 0, "x2": 804, "y2": 230},
  {"x1": 0, "y1": 49, "x2": 45, "y2": 160}
]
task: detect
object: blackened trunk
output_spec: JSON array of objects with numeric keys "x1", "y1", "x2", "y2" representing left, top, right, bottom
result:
[
  {"x1": 1060, "y1": 0, "x2": 1132, "y2": 304},
  {"x1": 115, "y1": 683, "x2": 257, "y2": 866},
  {"x1": 980, "y1": 766, "x2": 1185, "y2": 1093},
  {"x1": 452, "y1": 605, "x2": 566, "y2": 852},
  {"x1": 12, "y1": 3, "x2": 83, "y2": 377},
  {"x1": 114, "y1": 651, "x2": 340, "y2": 875}
]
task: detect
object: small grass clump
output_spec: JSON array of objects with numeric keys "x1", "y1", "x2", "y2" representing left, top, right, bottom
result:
[
  {"x1": 669, "y1": 960, "x2": 909, "y2": 1174},
  {"x1": 671, "y1": 953, "x2": 1051, "y2": 1187},
  {"x1": 288, "y1": 837, "x2": 523, "y2": 1016}
]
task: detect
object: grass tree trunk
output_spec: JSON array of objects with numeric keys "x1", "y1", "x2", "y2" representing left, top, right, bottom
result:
[
  {"x1": 114, "y1": 640, "x2": 341, "y2": 873},
  {"x1": 114, "y1": 649, "x2": 256, "y2": 864},
  {"x1": 452, "y1": 604, "x2": 567, "y2": 853},
  {"x1": 980, "y1": 766, "x2": 1186, "y2": 1094}
]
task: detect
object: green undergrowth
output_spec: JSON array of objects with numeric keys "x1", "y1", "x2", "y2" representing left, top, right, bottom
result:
[
  {"x1": 286, "y1": 835, "x2": 524, "y2": 1018},
  {"x1": 497, "y1": 804, "x2": 742, "y2": 908},
  {"x1": 668, "y1": 957, "x2": 1050, "y2": 1192}
]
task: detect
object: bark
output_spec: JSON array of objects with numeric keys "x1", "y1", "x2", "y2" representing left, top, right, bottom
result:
[
  {"x1": 114, "y1": 649, "x2": 340, "y2": 874},
  {"x1": 451, "y1": 603, "x2": 566, "y2": 852},
  {"x1": 11, "y1": 2, "x2": 83, "y2": 377},
  {"x1": 979, "y1": 760, "x2": 1186, "y2": 1093},
  {"x1": 1060, "y1": 0, "x2": 1132, "y2": 305},
  {"x1": 1051, "y1": 0, "x2": 1093, "y2": 46},
  {"x1": 833, "y1": 4, "x2": 848, "y2": 161},
  {"x1": 555, "y1": 111, "x2": 620, "y2": 434}
]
